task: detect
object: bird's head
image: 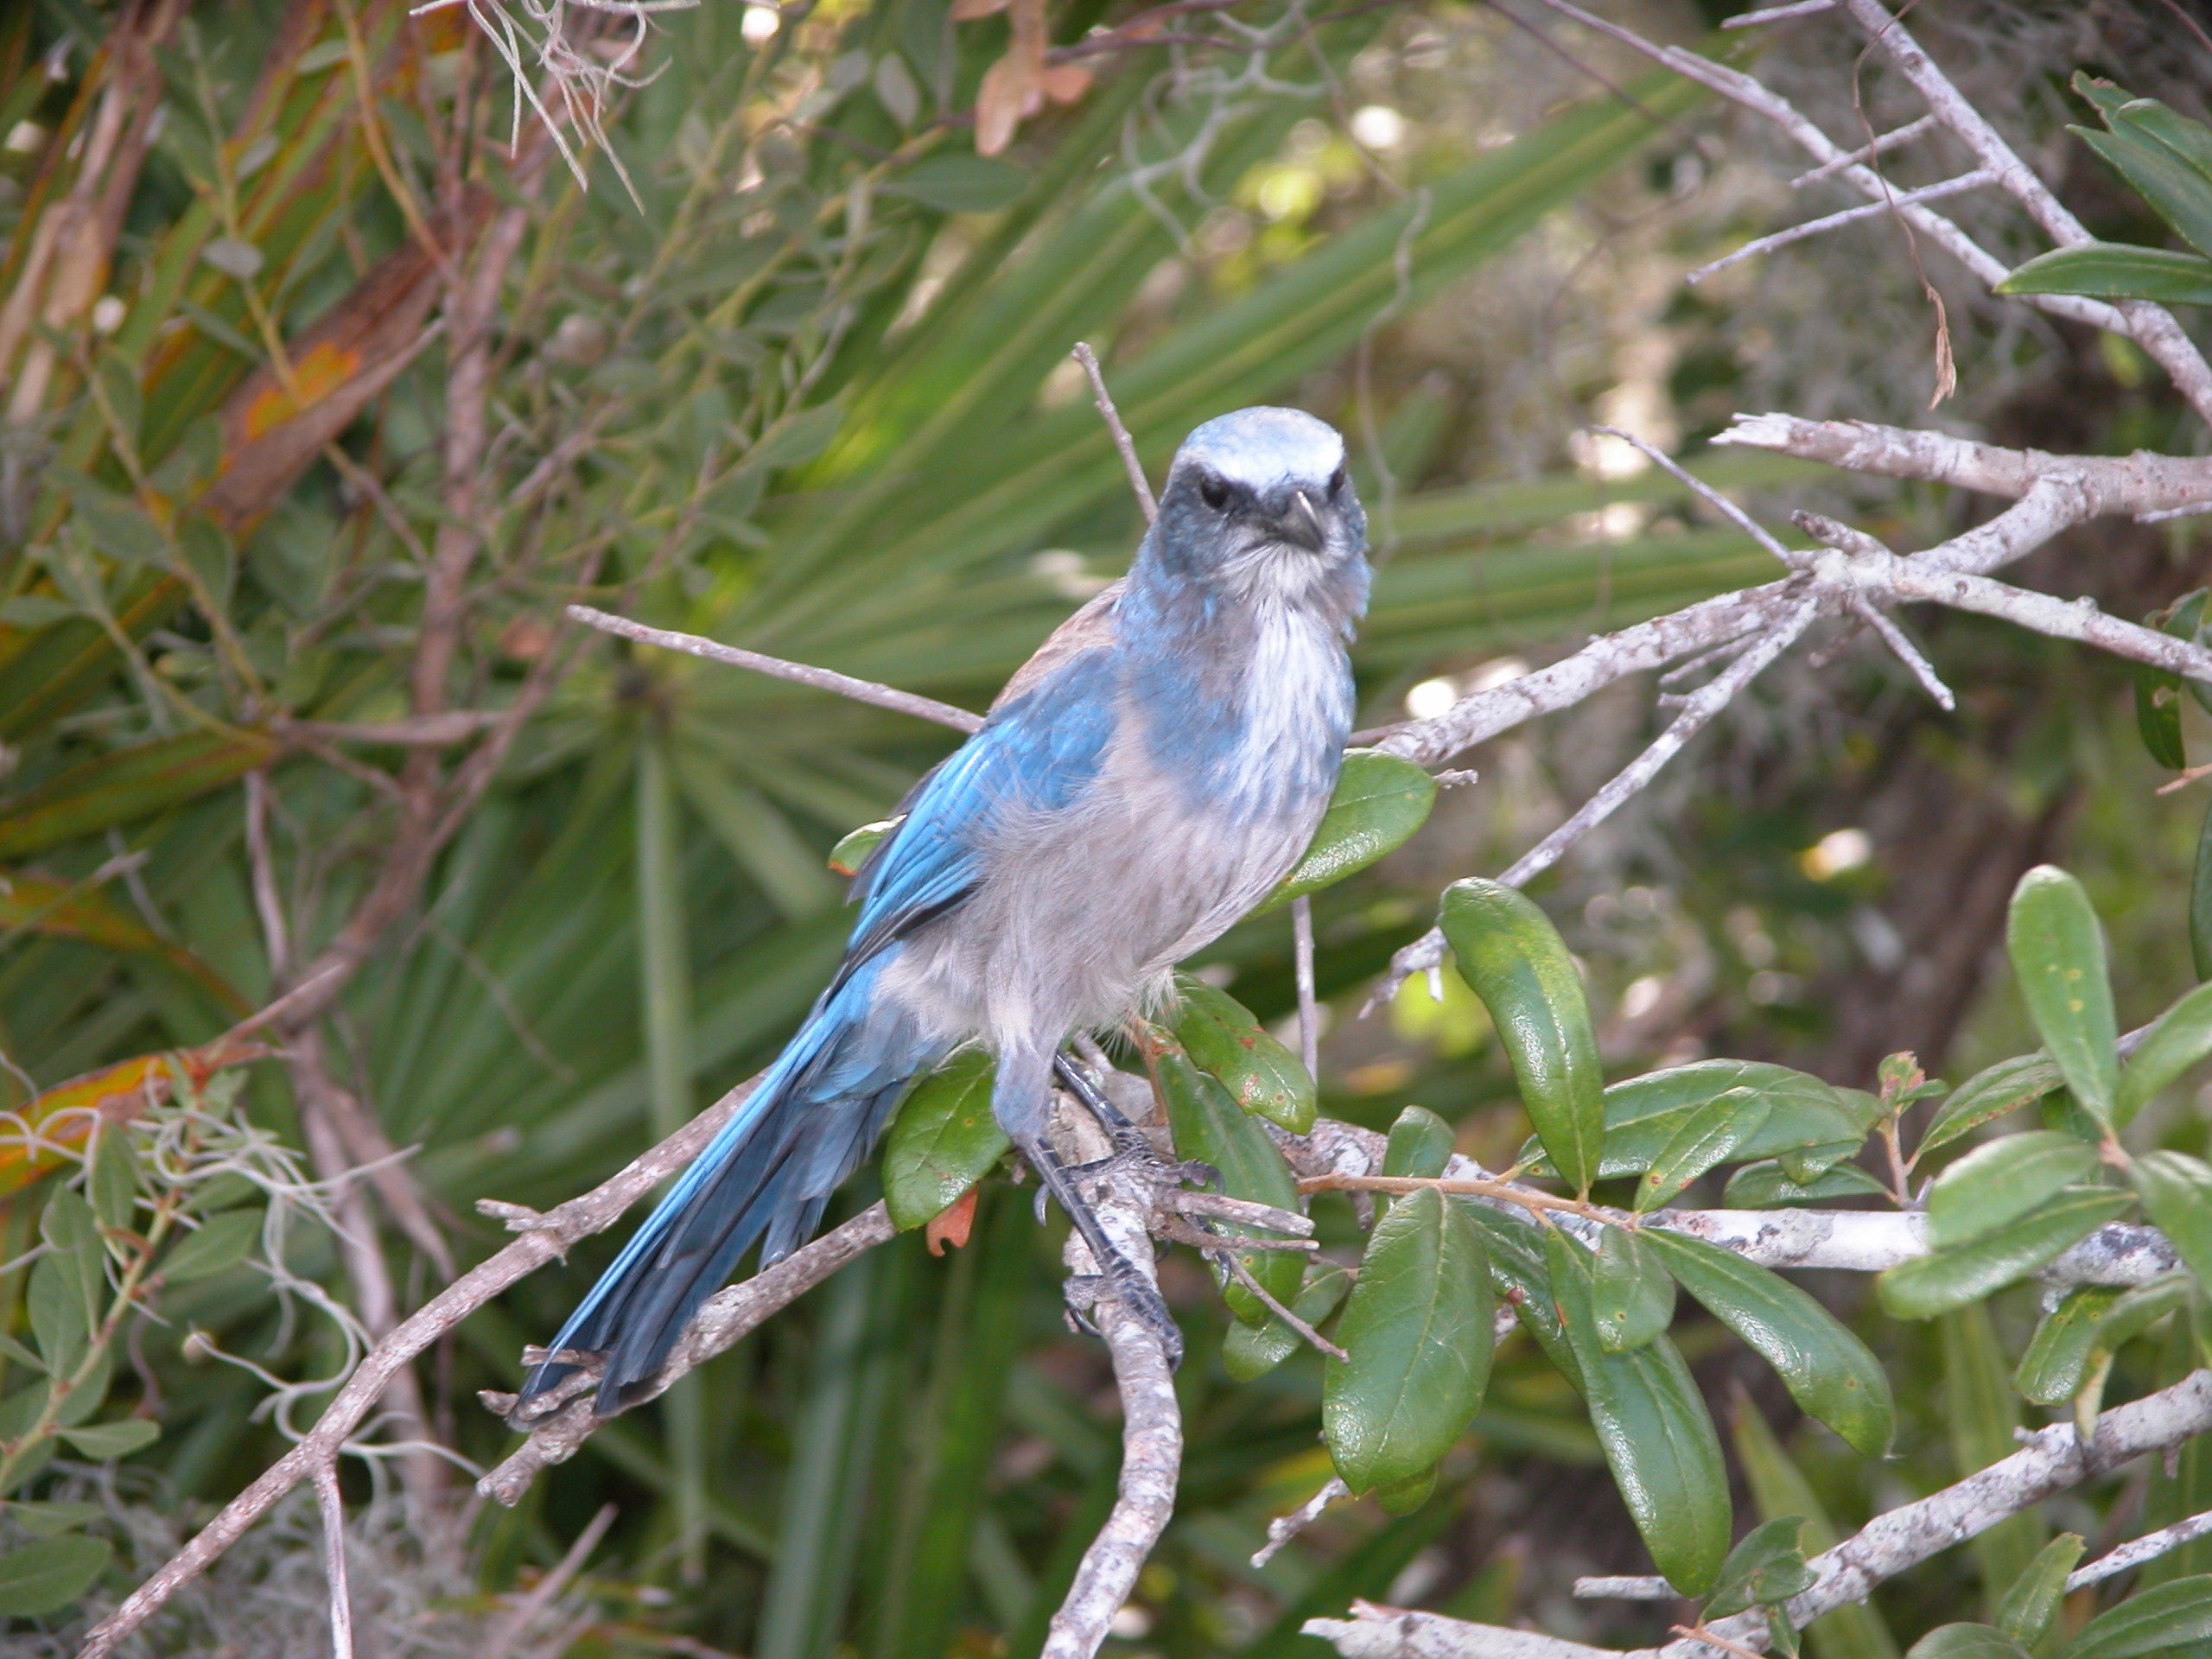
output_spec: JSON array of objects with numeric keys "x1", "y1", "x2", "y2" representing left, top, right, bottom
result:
[{"x1": 1150, "y1": 407, "x2": 1368, "y2": 613}]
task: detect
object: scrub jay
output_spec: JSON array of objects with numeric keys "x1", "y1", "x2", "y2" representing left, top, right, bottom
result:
[{"x1": 517, "y1": 405, "x2": 1370, "y2": 1418}]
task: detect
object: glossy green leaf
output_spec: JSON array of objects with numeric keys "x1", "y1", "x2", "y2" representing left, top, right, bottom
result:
[
  {"x1": 1723, "y1": 1160, "x2": 1889, "y2": 1208},
  {"x1": 1530, "y1": 1060, "x2": 1869, "y2": 1179},
  {"x1": 1997, "y1": 1533, "x2": 2084, "y2": 1646},
  {"x1": 57, "y1": 1417, "x2": 159, "y2": 1458},
  {"x1": 1643, "y1": 1228, "x2": 1893, "y2": 1458},
  {"x1": 2137, "y1": 664, "x2": 2188, "y2": 767},
  {"x1": 1461, "y1": 1205, "x2": 1577, "y2": 1382},
  {"x1": 2096, "y1": 1274, "x2": 2190, "y2": 1357},
  {"x1": 1173, "y1": 975, "x2": 1315, "y2": 1132},
  {"x1": 1879, "y1": 1187, "x2": 2132, "y2": 1319},
  {"x1": 1592, "y1": 1227, "x2": 1674, "y2": 1353},
  {"x1": 1260, "y1": 751, "x2": 1438, "y2": 912},
  {"x1": 2061, "y1": 1573, "x2": 2212, "y2": 1658},
  {"x1": 159, "y1": 1206, "x2": 264, "y2": 1283},
  {"x1": 2007, "y1": 867, "x2": 2119, "y2": 1125},
  {"x1": 1637, "y1": 1089, "x2": 1769, "y2": 1211},
  {"x1": 2117, "y1": 982, "x2": 2212, "y2": 1124},
  {"x1": 1384, "y1": 1105, "x2": 1457, "y2": 1179},
  {"x1": 1442, "y1": 879, "x2": 1604, "y2": 1192},
  {"x1": 1928, "y1": 1132, "x2": 2101, "y2": 1248},
  {"x1": 1706, "y1": 1516, "x2": 1816, "y2": 1619},
  {"x1": 881, "y1": 1052, "x2": 1007, "y2": 1232},
  {"x1": 2014, "y1": 1286, "x2": 2124, "y2": 1405},
  {"x1": 1548, "y1": 1229, "x2": 1731, "y2": 1596},
  {"x1": 827, "y1": 816, "x2": 900, "y2": 878},
  {"x1": 1731, "y1": 1402, "x2": 1902, "y2": 1659},
  {"x1": 1223, "y1": 1262, "x2": 1351, "y2": 1382},
  {"x1": 1908, "y1": 1627, "x2": 2032, "y2": 1659},
  {"x1": 0, "y1": 1535, "x2": 113, "y2": 1618},
  {"x1": 1323, "y1": 1187, "x2": 1492, "y2": 1496},
  {"x1": 1157, "y1": 1039, "x2": 1303, "y2": 1323},
  {"x1": 0, "y1": 727, "x2": 278, "y2": 859},
  {"x1": 2076, "y1": 120, "x2": 2212, "y2": 261},
  {"x1": 2133, "y1": 1152, "x2": 2212, "y2": 1294},
  {"x1": 1920, "y1": 1055, "x2": 2065, "y2": 1159},
  {"x1": 1999, "y1": 243, "x2": 2212, "y2": 304}
]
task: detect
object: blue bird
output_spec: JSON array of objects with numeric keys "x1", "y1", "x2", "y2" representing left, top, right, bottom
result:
[{"x1": 516, "y1": 405, "x2": 1370, "y2": 1417}]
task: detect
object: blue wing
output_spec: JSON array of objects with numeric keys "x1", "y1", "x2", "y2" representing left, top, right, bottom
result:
[{"x1": 840, "y1": 613, "x2": 1121, "y2": 975}]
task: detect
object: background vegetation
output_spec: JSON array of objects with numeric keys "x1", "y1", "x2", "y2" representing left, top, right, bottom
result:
[{"x1": 2, "y1": 0, "x2": 2210, "y2": 1654}]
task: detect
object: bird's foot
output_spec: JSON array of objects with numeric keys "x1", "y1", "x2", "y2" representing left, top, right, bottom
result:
[
  {"x1": 1052, "y1": 1051, "x2": 1162, "y2": 1164},
  {"x1": 1022, "y1": 1135, "x2": 1187, "y2": 1370}
]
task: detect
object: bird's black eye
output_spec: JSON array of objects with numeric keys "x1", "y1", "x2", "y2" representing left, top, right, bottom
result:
[
  {"x1": 1198, "y1": 473, "x2": 1230, "y2": 511},
  {"x1": 1328, "y1": 463, "x2": 1347, "y2": 498}
]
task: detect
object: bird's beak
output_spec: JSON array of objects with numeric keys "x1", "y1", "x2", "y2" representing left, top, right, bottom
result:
[{"x1": 1275, "y1": 489, "x2": 1328, "y2": 554}]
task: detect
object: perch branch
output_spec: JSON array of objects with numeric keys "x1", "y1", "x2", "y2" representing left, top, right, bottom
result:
[
  {"x1": 315, "y1": 1463, "x2": 353, "y2": 1659},
  {"x1": 1073, "y1": 342, "x2": 1157, "y2": 524},
  {"x1": 1254, "y1": 1477, "x2": 1351, "y2": 1567},
  {"x1": 2068, "y1": 1507, "x2": 2212, "y2": 1590}
]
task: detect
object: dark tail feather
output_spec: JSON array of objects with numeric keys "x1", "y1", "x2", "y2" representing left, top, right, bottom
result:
[{"x1": 515, "y1": 958, "x2": 940, "y2": 1418}]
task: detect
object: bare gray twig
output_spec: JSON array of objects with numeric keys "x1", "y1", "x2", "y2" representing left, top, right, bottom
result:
[{"x1": 1073, "y1": 342, "x2": 1158, "y2": 525}]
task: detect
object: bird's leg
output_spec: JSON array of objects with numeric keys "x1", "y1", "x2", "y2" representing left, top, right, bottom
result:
[
  {"x1": 1051, "y1": 1052, "x2": 1219, "y2": 1189},
  {"x1": 1018, "y1": 1133, "x2": 1185, "y2": 1370}
]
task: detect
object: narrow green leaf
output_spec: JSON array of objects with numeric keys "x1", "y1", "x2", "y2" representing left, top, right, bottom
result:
[
  {"x1": 1549, "y1": 1228, "x2": 1731, "y2": 1596},
  {"x1": 6, "y1": 1499, "x2": 103, "y2": 1536},
  {"x1": 880, "y1": 154, "x2": 1032, "y2": 213},
  {"x1": 2133, "y1": 1152, "x2": 2212, "y2": 1294},
  {"x1": 2014, "y1": 1287, "x2": 2124, "y2": 1405},
  {"x1": 1592, "y1": 1227, "x2": 1674, "y2": 1354},
  {"x1": 1223, "y1": 1262, "x2": 1351, "y2": 1382},
  {"x1": 159, "y1": 1206, "x2": 264, "y2": 1282},
  {"x1": 0, "y1": 728, "x2": 278, "y2": 859},
  {"x1": 1173, "y1": 975, "x2": 1315, "y2": 1132},
  {"x1": 41, "y1": 1189, "x2": 104, "y2": 1331},
  {"x1": 0, "y1": 1535, "x2": 113, "y2": 1618},
  {"x1": 1907, "y1": 1627, "x2": 2031, "y2": 1659},
  {"x1": 827, "y1": 816, "x2": 899, "y2": 878},
  {"x1": 2137, "y1": 664, "x2": 2189, "y2": 766},
  {"x1": 1442, "y1": 879, "x2": 1604, "y2": 1192},
  {"x1": 1998, "y1": 243, "x2": 2212, "y2": 305},
  {"x1": 1260, "y1": 751, "x2": 1438, "y2": 912},
  {"x1": 1384, "y1": 1105, "x2": 1457, "y2": 1179},
  {"x1": 2061, "y1": 1574, "x2": 2212, "y2": 1658},
  {"x1": 1156, "y1": 1037, "x2": 1303, "y2": 1323},
  {"x1": 2095, "y1": 1274, "x2": 2190, "y2": 1357},
  {"x1": 1996, "y1": 1533, "x2": 2084, "y2": 1646},
  {"x1": 1723, "y1": 1160, "x2": 1889, "y2": 1208},
  {"x1": 1644, "y1": 1228, "x2": 1893, "y2": 1457},
  {"x1": 1879, "y1": 1188, "x2": 2133, "y2": 1319},
  {"x1": 1942, "y1": 1306, "x2": 2049, "y2": 1616},
  {"x1": 1928, "y1": 1132, "x2": 2101, "y2": 1249},
  {"x1": 2006, "y1": 867, "x2": 2120, "y2": 1125},
  {"x1": 880, "y1": 1051, "x2": 1007, "y2": 1232},
  {"x1": 1637, "y1": 1089, "x2": 1769, "y2": 1211},
  {"x1": 1323, "y1": 1187, "x2": 1492, "y2": 1496},
  {"x1": 27, "y1": 1260, "x2": 86, "y2": 1380},
  {"x1": 2073, "y1": 72, "x2": 2134, "y2": 124},
  {"x1": 2077, "y1": 118, "x2": 2212, "y2": 259},
  {"x1": 1920, "y1": 1055, "x2": 2065, "y2": 1159},
  {"x1": 1706, "y1": 1516, "x2": 1816, "y2": 1619},
  {"x1": 1461, "y1": 1205, "x2": 1577, "y2": 1382},
  {"x1": 1531, "y1": 1061, "x2": 1868, "y2": 1179},
  {"x1": 56, "y1": 1417, "x2": 159, "y2": 1458},
  {"x1": 2117, "y1": 982, "x2": 2212, "y2": 1124},
  {"x1": 1732, "y1": 1402, "x2": 1902, "y2": 1659},
  {"x1": 88, "y1": 1131, "x2": 138, "y2": 1237}
]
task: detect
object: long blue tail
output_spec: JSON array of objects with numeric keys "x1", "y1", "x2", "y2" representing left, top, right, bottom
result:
[{"x1": 515, "y1": 954, "x2": 943, "y2": 1417}]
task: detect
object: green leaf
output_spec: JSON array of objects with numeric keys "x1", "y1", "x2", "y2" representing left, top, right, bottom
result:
[
  {"x1": 2073, "y1": 72, "x2": 2134, "y2": 124},
  {"x1": 0, "y1": 1535, "x2": 113, "y2": 1618},
  {"x1": 1548, "y1": 1229, "x2": 1731, "y2": 1596},
  {"x1": 2132, "y1": 1152, "x2": 2212, "y2": 1294},
  {"x1": 159, "y1": 1206, "x2": 264, "y2": 1282},
  {"x1": 26, "y1": 1260, "x2": 85, "y2": 1380},
  {"x1": 5, "y1": 1499, "x2": 103, "y2": 1536},
  {"x1": 40, "y1": 1188, "x2": 105, "y2": 1329},
  {"x1": 1636, "y1": 1088, "x2": 1770, "y2": 1211},
  {"x1": 1156, "y1": 1037, "x2": 1303, "y2": 1324},
  {"x1": 2062, "y1": 1574, "x2": 2212, "y2": 1658},
  {"x1": 0, "y1": 728, "x2": 278, "y2": 860},
  {"x1": 1998, "y1": 243, "x2": 2212, "y2": 304},
  {"x1": 880, "y1": 1052, "x2": 1007, "y2": 1232},
  {"x1": 1723, "y1": 1160, "x2": 1889, "y2": 1208},
  {"x1": 2006, "y1": 867, "x2": 2120, "y2": 1125},
  {"x1": 57, "y1": 1417, "x2": 159, "y2": 1458},
  {"x1": 1706, "y1": 1516, "x2": 1816, "y2": 1620},
  {"x1": 1643, "y1": 1228, "x2": 1894, "y2": 1458},
  {"x1": 0, "y1": 1331, "x2": 44, "y2": 1374},
  {"x1": 2095, "y1": 1274, "x2": 2190, "y2": 1357},
  {"x1": 1928, "y1": 1132, "x2": 2102, "y2": 1249},
  {"x1": 2194, "y1": 799, "x2": 2212, "y2": 982},
  {"x1": 1384, "y1": 1105, "x2": 1457, "y2": 1179},
  {"x1": 880, "y1": 155, "x2": 1032, "y2": 214},
  {"x1": 1173, "y1": 975, "x2": 1315, "y2": 1132},
  {"x1": 1223, "y1": 1262, "x2": 1351, "y2": 1382},
  {"x1": 827, "y1": 816, "x2": 899, "y2": 877},
  {"x1": 1442, "y1": 879, "x2": 1604, "y2": 1193},
  {"x1": 2014, "y1": 1287, "x2": 2124, "y2": 1405},
  {"x1": 1908, "y1": 1627, "x2": 2032, "y2": 1659},
  {"x1": 1879, "y1": 1187, "x2": 2132, "y2": 1319},
  {"x1": 1260, "y1": 751, "x2": 1438, "y2": 912},
  {"x1": 1997, "y1": 1533, "x2": 2084, "y2": 1646},
  {"x1": 1731, "y1": 1402, "x2": 1903, "y2": 1659},
  {"x1": 1921, "y1": 1055, "x2": 2065, "y2": 1159},
  {"x1": 2138, "y1": 664, "x2": 2188, "y2": 767},
  {"x1": 2117, "y1": 982, "x2": 2212, "y2": 1125},
  {"x1": 2076, "y1": 118, "x2": 2212, "y2": 260},
  {"x1": 1592, "y1": 1227, "x2": 1674, "y2": 1354},
  {"x1": 1371, "y1": 1465, "x2": 1440, "y2": 1516},
  {"x1": 1461, "y1": 1205, "x2": 1577, "y2": 1382},
  {"x1": 88, "y1": 1130, "x2": 138, "y2": 1237},
  {"x1": 1530, "y1": 1061, "x2": 1870, "y2": 1179},
  {"x1": 1323, "y1": 1187, "x2": 1492, "y2": 1496}
]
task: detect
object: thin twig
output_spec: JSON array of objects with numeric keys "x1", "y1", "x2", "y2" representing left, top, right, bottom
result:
[
  {"x1": 1591, "y1": 424, "x2": 1800, "y2": 567},
  {"x1": 314, "y1": 1462, "x2": 353, "y2": 1659},
  {"x1": 1252, "y1": 1477, "x2": 1350, "y2": 1567},
  {"x1": 1219, "y1": 1249, "x2": 1348, "y2": 1359},
  {"x1": 1720, "y1": 0, "x2": 1833, "y2": 23},
  {"x1": 1688, "y1": 171, "x2": 1994, "y2": 284},
  {"x1": 2068, "y1": 1507, "x2": 2212, "y2": 1590},
  {"x1": 483, "y1": 1501, "x2": 618, "y2": 1659},
  {"x1": 1072, "y1": 342, "x2": 1157, "y2": 525},
  {"x1": 565, "y1": 604, "x2": 982, "y2": 733},
  {"x1": 1790, "y1": 114, "x2": 1936, "y2": 187}
]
